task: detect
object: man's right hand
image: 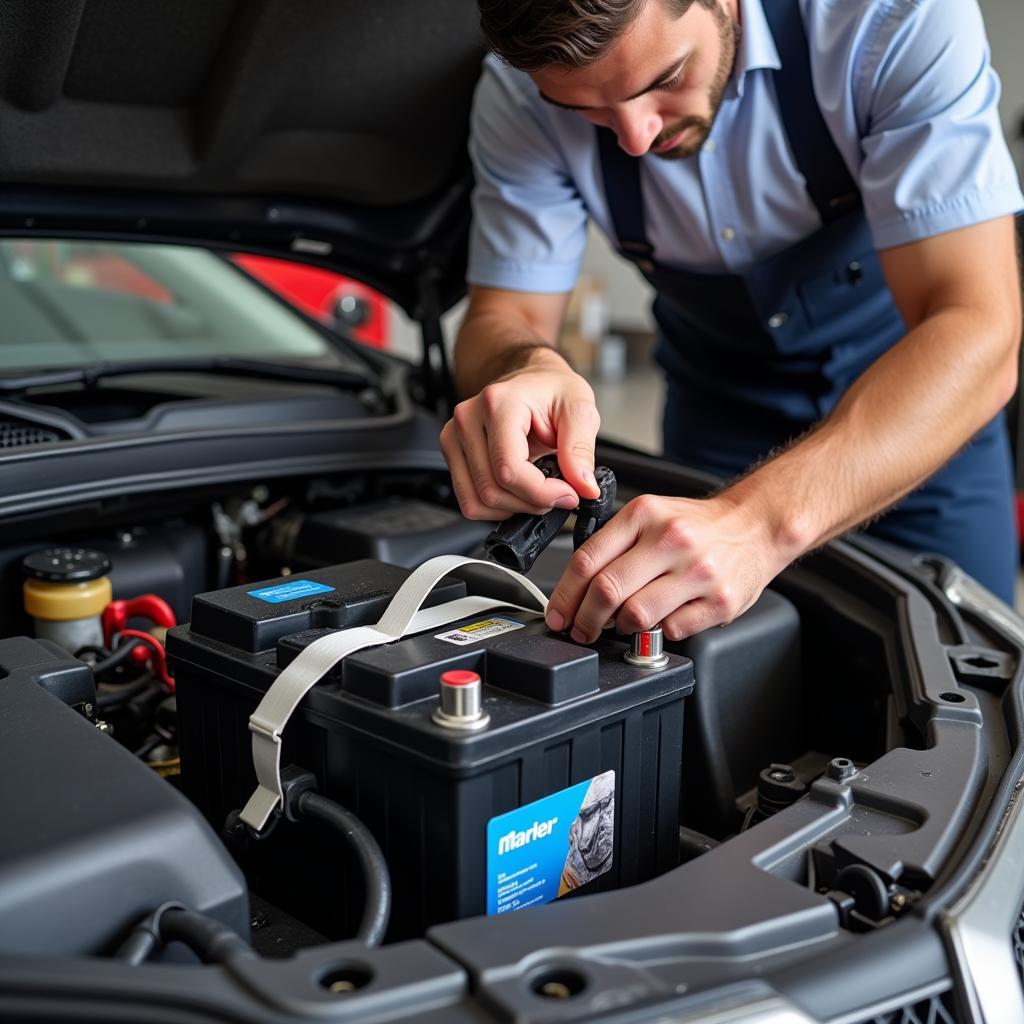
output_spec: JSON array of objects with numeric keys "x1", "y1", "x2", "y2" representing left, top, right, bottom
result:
[{"x1": 440, "y1": 346, "x2": 602, "y2": 520}]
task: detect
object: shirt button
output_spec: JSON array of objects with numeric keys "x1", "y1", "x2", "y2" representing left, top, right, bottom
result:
[
  {"x1": 768, "y1": 312, "x2": 789, "y2": 329},
  {"x1": 704, "y1": 140, "x2": 717, "y2": 154},
  {"x1": 720, "y1": 226, "x2": 736, "y2": 241}
]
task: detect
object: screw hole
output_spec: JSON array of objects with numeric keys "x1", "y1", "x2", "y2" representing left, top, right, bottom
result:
[
  {"x1": 964, "y1": 656, "x2": 998, "y2": 669},
  {"x1": 531, "y1": 969, "x2": 586, "y2": 1000},
  {"x1": 833, "y1": 758, "x2": 851, "y2": 767},
  {"x1": 940, "y1": 692, "x2": 966, "y2": 704},
  {"x1": 320, "y1": 964, "x2": 373, "y2": 995}
]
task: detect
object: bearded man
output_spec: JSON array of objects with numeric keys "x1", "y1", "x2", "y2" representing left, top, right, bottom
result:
[{"x1": 441, "y1": 0, "x2": 1023, "y2": 641}]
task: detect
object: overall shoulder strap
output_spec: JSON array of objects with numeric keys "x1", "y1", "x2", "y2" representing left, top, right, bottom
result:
[
  {"x1": 762, "y1": 0, "x2": 860, "y2": 222},
  {"x1": 596, "y1": 126, "x2": 653, "y2": 266}
]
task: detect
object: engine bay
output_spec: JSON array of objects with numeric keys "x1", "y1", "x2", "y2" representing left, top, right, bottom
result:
[{"x1": 0, "y1": 462, "x2": 1019, "y2": 1020}]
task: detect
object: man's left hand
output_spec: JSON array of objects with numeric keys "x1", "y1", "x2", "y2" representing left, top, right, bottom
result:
[{"x1": 544, "y1": 492, "x2": 786, "y2": 643}]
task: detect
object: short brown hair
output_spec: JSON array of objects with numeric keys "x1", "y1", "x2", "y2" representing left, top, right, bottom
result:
[{"x1": 478, "y1": 0, "x2": 712, "y2": 71}]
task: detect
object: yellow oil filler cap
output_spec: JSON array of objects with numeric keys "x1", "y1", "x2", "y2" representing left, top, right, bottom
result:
[{"x1": 23, "y1": 547, "x2": 112, "y2": 654}]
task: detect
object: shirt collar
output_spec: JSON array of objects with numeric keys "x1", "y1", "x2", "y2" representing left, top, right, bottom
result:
[{"x1": 729, "y1": 0, "x2": 781, "y2": 99}]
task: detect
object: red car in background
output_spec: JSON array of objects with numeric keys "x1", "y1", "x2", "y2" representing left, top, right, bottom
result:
[
  {"x1": 5, "y1": 241, "x2": 391, "y2": 352},
  {"x1": 231, "y1": 254, "x2": 390, "y2": 350}
]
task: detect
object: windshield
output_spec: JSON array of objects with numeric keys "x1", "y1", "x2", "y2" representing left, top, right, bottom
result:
[{"x1": 0, "y1": 240, "x2": 337, "y2": 371}]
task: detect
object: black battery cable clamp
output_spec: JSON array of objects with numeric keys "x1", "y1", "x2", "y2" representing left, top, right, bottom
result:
[{"x1": 483, "y1": 455, "x2": 617, "y2": 574}]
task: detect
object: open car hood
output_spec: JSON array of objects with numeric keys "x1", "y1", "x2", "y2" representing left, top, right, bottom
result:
[{"x1": 0, "y1": 0, "x2": 484, "y2": 317}]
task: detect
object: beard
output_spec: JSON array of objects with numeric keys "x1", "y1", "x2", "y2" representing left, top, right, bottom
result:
[{"x1": 651, "y1": 5, "x2": 741, "y2": 160}]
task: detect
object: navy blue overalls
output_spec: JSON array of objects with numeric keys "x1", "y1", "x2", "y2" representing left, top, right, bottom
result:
[{"x1": 597, "y1": 0, "x2": 1018, "y2": 602}]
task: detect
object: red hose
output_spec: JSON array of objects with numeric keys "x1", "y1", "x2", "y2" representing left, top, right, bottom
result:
[{"x1": 117, "y1": 629, "x2": 174, "y2": 692}]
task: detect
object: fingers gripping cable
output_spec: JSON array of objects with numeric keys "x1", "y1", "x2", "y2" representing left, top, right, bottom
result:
[
  {"x1": 483, "y1": 456, "x2": 617, "y2": 574},
  {"x1": 239, "y1": 555, "x2": 548, "y2": 832}
]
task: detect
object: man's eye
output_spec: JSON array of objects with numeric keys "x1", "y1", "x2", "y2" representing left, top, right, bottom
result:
[{"x1": 657, "y1": 73, "x2": 683, "y2": 91}]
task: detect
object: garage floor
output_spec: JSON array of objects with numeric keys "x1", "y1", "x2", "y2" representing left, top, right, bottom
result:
[{"x1": 591, "y1": 365, "x2": 664, "y2": 455}]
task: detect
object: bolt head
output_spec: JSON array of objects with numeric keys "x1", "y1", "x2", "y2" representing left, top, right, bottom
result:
[{"x1": 826, "y1": 757, "x2": 857, "y2": 782}]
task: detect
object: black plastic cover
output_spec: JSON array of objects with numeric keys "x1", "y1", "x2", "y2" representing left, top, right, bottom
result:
[
  {"x1": 0, "y1": 638, "x2": 248, "y2": 957},
  {"x1": 292, "y1": 499, "x2": 492, "y2": 570},
  {"x1": 678, "y1": 589, "x2": 803, "y2": 834},
  {"x1": 0, "y1": 635, "x2": 95, "y2": 708},
  {"x1": 189, "y1": 559, "x2": 466, "y2": 653},
  {"x1": 486, "y1": 634, "x2": 599, "y2": 704}
]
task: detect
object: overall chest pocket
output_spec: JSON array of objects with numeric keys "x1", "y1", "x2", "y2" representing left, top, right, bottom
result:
[
  {"x1": 796, "y1": 248, "x2": 894, "y2": 335},
  {"x1": 745, "y1": 212, "x2": 902, "y2": 357}
]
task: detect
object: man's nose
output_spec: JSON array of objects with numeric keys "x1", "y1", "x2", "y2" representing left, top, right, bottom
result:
[{"x1": 613, "y1": 106, "x2": 662, "y2": 157}]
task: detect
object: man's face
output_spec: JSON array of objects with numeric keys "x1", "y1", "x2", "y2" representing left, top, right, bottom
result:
[{"x1": 530, "y1": 0, "x2": 741, "y2": 160}]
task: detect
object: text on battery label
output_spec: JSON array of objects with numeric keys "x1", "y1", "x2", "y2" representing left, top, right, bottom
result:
[
  {"x1": 247, "y1": 580, "x2": 336, "y2": 604},
  {"x1": 497, "y1": 818, "x2": 558, "y2": 855},
  {"x1": 485, "y1": 770, "x2": 615, "y2": 916},
  {"x1": 435, "y1": 617, "x2": 525, "y2": 646}
]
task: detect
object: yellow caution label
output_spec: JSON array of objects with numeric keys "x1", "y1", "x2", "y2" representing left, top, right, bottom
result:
[{"x1": 435, "y1": 617, "x2": 525, "y2": 646}]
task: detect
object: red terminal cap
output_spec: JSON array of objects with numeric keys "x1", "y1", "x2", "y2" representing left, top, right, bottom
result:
[{"x1": 441, "y1": 670, "x2": 480, "y2": 687}]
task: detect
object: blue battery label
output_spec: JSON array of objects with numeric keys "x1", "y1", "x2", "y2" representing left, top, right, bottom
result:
[
  {"x1": 247, "y1": 580, "x2": 336, "y2": 604},
  {"x1": 486, "y1": 770, "x2": 615, "y2": 915}
]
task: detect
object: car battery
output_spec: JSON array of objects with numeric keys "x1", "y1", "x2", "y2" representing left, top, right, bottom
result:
[{"x1": 168, "y1": 558, "x2": 693, "y2": 941}]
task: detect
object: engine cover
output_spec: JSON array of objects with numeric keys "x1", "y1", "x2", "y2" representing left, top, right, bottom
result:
[{"x1": 0, "y1": 637, "x2": 248, "y2": 957}]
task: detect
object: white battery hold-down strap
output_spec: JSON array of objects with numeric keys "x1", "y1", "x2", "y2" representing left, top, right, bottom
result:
[{"x1": 239, "y1": 554, "x2": 549, "y2": 831}]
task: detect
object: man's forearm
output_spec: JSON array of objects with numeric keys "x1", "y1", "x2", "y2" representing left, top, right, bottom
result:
[
  {"x1": 453, "y1": 308, "x2": 570, "y2": 398},
  {"x1": 724, "y1": 304, "x2": 1020, "y2": 570}
]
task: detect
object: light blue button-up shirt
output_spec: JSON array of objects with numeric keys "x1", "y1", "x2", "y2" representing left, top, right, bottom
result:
[{"x1": 467, "y1": 0, "x2": 1023, "y2": 293}]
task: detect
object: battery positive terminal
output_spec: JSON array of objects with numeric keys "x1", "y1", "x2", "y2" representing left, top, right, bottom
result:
[
  {"x1": 432, "y1": 669, "x2": 490, "y2": 731},
  {"x1": 624, "y1": 627, "x2": 670, "y2": 670}
]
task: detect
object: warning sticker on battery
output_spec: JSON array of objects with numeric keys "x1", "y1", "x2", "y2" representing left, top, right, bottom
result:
[
  {"x1": 435, "y1": 617, "x2": 524, "y2": 646},
  {"x1": 486, "y1": 770, "x2": 615, "y2": 916}
]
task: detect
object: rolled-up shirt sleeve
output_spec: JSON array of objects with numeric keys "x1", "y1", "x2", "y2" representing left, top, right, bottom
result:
[
  {"x1": 851, "y1": 0, "x2": 1023, "y2": 250},
  {"x1": 467, "y1": 57, "x2": 589, "y2": 294}
]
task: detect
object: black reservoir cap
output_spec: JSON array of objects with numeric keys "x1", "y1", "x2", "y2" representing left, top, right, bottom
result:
[
  {"x1": 22, "y1": 547, "x2": 110, "y2": 583},
  {"x1": 188, "y1": 560, "x2": 466, "y2": 653},
  {"x1": 486, "y1": 634, "x2": 599, "y2": 704}
]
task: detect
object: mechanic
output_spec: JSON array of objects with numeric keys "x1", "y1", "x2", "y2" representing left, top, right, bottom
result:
[{"x1": 440, "y1": 0, "x2": 1024, "y2": 642}]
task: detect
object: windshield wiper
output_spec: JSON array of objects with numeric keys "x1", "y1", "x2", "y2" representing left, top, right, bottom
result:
[{"x1": 0, "y1": 357, "x2": 375, "y2": 394}]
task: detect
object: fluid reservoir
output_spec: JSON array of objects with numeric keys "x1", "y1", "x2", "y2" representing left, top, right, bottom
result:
[{"x1": 22, "y1": 547, "x2": 112, "y2": 655}]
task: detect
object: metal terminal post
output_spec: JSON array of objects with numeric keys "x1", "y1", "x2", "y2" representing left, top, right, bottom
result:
[
  {"x1": 432, "y1": 670, "x2": 490, "y2": 731},
  {"x1": 624, "y1": 627, "x2": 670, "y2": 669}
]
